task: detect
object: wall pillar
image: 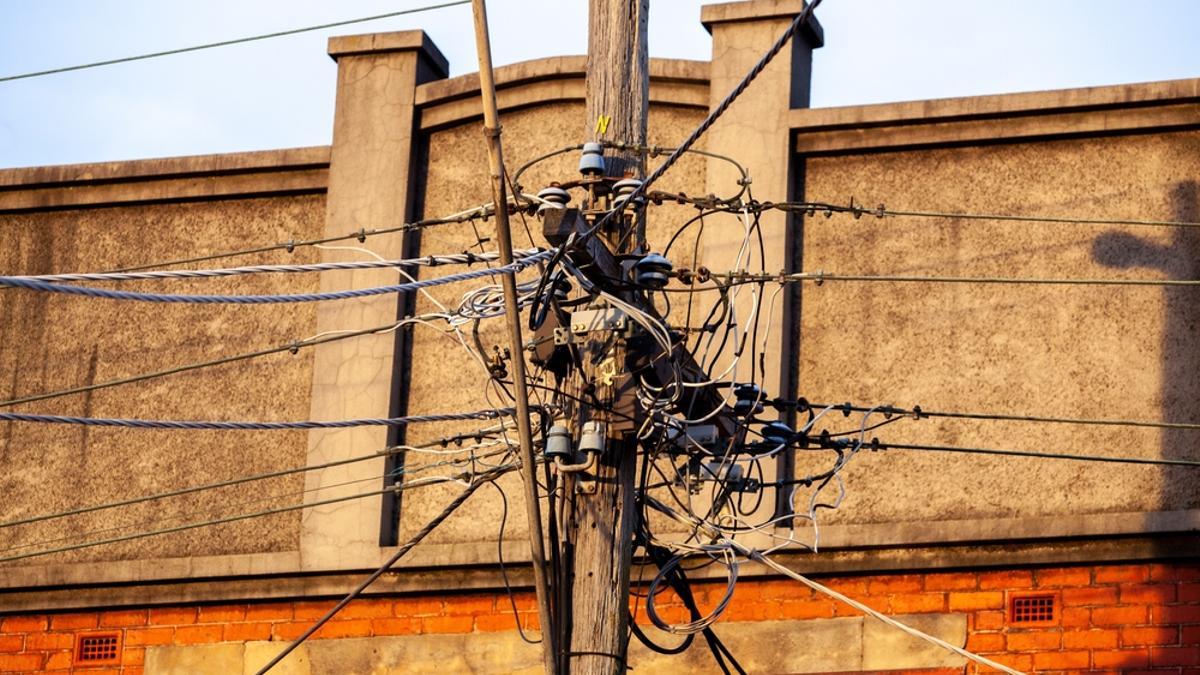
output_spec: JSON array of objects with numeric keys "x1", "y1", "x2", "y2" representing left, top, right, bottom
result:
[
  {"x1": 700, "y1": 0, "x2": 823, "y2": 526},
  {"x1": 301, "y1": 31, "x2": 448, "y2": 569}
]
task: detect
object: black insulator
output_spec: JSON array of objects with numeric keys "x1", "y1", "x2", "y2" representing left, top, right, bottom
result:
[
  {"x1": 761, "y1": 421, "x2": 794, "y2": 446},
  {"x1": 733, "y1": 383, "x2": 765, "y2": 416},
  {"x1": 634, "y1": 252, "x2": 672, "y2": 289}
]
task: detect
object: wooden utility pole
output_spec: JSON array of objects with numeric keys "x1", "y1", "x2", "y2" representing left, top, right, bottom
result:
[
  {"x1": 470, "y1": 2, "x2": 557, "y2": 674},
  {"x1": 566, "y1": 2, "x2": 649, "y2": 674}
]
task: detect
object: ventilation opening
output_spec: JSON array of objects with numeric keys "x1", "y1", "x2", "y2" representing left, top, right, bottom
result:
[
  {"x1": 1010, "y1": 594, "x2": 1055, "y2": 624},
  {"x1": 76, "y1": 633, "x2": 121, "y2": 663}
]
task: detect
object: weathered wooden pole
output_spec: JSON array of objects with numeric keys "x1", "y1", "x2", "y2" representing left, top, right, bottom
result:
[
  {"x1": 470, "y1": 2, "x2": 558, "y2": 673},
  {"x1": 566, "y1": 2, "x2": 649, "y2": 674}
]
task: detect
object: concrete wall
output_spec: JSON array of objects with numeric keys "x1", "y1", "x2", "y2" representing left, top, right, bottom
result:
[
  {"x1": 800, "y1": 131, "x2": 1200, "y2": 528},
  {"x1": 0, "y1": 150, "x2": 329, "y2": 565}
]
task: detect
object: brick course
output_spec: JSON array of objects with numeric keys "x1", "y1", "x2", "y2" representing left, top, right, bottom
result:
[{"x1": 0, "y1": 560, "x2": 1196, "y2": 673}]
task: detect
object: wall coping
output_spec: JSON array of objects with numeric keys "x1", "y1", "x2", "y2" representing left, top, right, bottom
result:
[
  {"x1": 701, "y1": 0, "x2": 825, "y2": 47},
  {"x1": 0, "y1": 146, "x2": 331, "y2": 191},
  {"x1": 415, "y1": 56, "x2": 709, "y2": 107},
  {"x1": 791, "y1": 76, "x2": 1200, "y2": 132},
  {"x1": 327, "y1": 30, "x2": 449, "y2": 79}
]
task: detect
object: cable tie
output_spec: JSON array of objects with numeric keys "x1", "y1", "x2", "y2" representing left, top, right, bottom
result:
[
  {"x1": 288, "y1": 341, "x2": 302, "y2": 355},
  {"x1": 426, "y1": 255, "x2": 439, "y2": 268},
  {"x1": 482, "y1": 124, "x2": 503, "y2": 139},
  {"x1": 356, "y1": 228, "x2": 367, "y2": 243},
  {"x1": 285, "y1": 239, "x2": 296, "y2": 253},
  {"x1": 911, "y1": 404, "x2": 924, "y2": 420},
  {"x1": 840, "y1": 402, "x2": 852, "y2": 417},
  {"x1": 870, "y1": 437, "x2": 881, "y2": 452},
  {"x1": 812, "y1": 269, "x2": 825, "y2": 286},
  {"x1": 876, "y1": 203, "x2": 886, "y2": 218},
  {"x1": 697, "y1": 267, "x2": 711, "y2": 284}
]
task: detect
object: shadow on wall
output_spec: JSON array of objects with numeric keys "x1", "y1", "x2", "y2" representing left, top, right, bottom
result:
[{"x1": 1091, "y1": 181, "x2": 1200, "y2": 515}]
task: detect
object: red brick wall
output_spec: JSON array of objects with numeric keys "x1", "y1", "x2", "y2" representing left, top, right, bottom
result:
[{"x1": 1, "y1": 561, "x2": 1197, "y2": 673}]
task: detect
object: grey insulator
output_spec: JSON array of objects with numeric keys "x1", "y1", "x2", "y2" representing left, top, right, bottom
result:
[
  {"x1": 579, "y1": 420, "x2": 605, "y2": 453},
  {"x1": 579, "y1": 142, "x2": 605, "y2": 176},
  {"x1": 536, "y1": 186, "x2": 570, "y2": 217},
  {"x1": 612, "y1": 178, "x2": 645, "y2": 211},
  {"x1": 544, "y1": 425, "x2": 573, "y2": 459},
  {"x1": 634, "y1": 252, "x2": 673, "y2": 289}
]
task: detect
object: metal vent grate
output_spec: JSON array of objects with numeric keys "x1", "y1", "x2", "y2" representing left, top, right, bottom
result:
[
  {"x1": 76, "y1": 633, "x2": 120, "y2": 662},
  {"x1": 1010, "y1": 594, "x2": 1055, "y2": 623}
]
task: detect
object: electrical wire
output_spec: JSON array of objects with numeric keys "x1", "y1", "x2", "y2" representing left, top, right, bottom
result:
[
  {"x1": 0, "y1": 249, "x2": 555, "y2": 304},
  {"x1": 8, "y1": 249, "x2": 544, "y2": 284},
  {"x1": 0, "y1": 445, "x2": 509, "y2": 556},
  {"x1": 858, "y1": 440, "x2": 1200, "y2": 468},
  {"x1": 0, "y1": 423, "x2": 513, "y2": 530},
  {"x1": 734, "y1": 544, "x2": 1024, "y2": 675},
  {"x1": 0, "y1": 1, "x2": 469, "y2": 83},
  {"x1": 0, "y1": 408, "x2": 510, "y2": 431},
  {"x1": 785, "y1": 399, "x2": 1200, "y2": 432},
  {"x1": 773, "y1": 200, "x2": 1200, "y2": 230},
  {"x1": 0, "y1": 463, "x2": 516, "y2": 565},
  {"x1": 704, "y1": 269, "x2": 1200, "y2": 288},
  {"x1": 255, "y1": 468, "x2": 502, "y2": 674}
]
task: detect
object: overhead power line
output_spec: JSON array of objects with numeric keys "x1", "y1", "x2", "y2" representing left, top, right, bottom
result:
[
  {"x1": 0, "y1": 1, "x2": 469, "y2": 84},
  {"x1": 0, "y1": 318, "x2": 412, "y2": 409},
  {"x1": 0, "y1": 408, "x2": 510, "y2": 431},
  {"x1": 868, "y1": 440, "x2": 1200, "y2": 468},
  {"x1": 0, "y1": 249, "x2": 554, "y2": 304},
  {"x1": 710, "y1": 269, "x2": 1200, "y2": 289},
  {"x1": 0, "y1": 463, "x2": 516, "y2": 565},
  {"x1": 0, "y1": 422, "x2": 511, "y2": 530},
  {"x1": 773, "y1": 200, "x2": 1200, "y2": 230},
  {"x1": 7, "y1": 249, "x2": 543, "y2": 284},
  {"x1": 782, "y1": 400, "x2": 1200, "y2": 432}
]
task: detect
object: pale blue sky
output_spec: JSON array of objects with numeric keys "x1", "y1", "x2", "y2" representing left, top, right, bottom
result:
[{"x1": 1, "y1": 1, "x2": 1197, "y2": 169}]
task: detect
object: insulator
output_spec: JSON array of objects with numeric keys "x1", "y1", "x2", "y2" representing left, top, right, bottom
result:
[
  {"x1": 579, "y1": 421, "x2": 605, "y2": 453},
  {"x1": 761, "y1": 421, "x2": 794, "y2": 447},
  {"x1": 579, "y1": 142, "x2": 605, "y2": 176},
  {"x1": 544, "y1": 425, "x2": 573, "y2": 460},
  {"x1": 612, "y1": 178, "x2": 645, "y2": 211},
  {"x1": 634, "y1": 252, "x2": 673, "y2": 289},
  {"x1": 733, "y1": 383, "x2": 765, "y2": 416},
  {"x1": 536, "y1": 186, "x2": 570, "y2": 217}
]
